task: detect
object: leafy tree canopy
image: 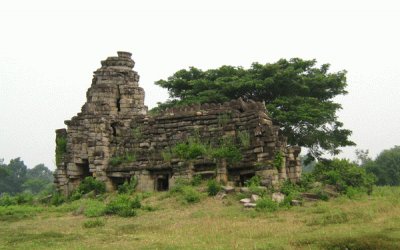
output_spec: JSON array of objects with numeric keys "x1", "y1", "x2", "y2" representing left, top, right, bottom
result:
[
  {"x1": 0, "y1": 158, "x2": 53, "y2": 195},
  {"x1": 154, "y1": 58, "x2": 355, "y2": 159},
  {"x1": 364, "y1": 146, "x2": 400, "y2": 186}
]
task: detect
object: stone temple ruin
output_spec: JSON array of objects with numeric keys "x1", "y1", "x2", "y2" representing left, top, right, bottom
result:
[{"x1": 54, "y1": 52, "x2": 301, "y2": 195}]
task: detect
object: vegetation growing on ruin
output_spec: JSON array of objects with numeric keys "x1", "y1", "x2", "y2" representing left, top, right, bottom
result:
[
  {"x1": 238, "y1": 130, "x2": 251, "y2": 148},
  {"x1": 55, "y1": 137, "x2": 67, "y2": 166},
  {"x1": 118, "y1": 176, "x2": 138, "y2": 194},
  {"x1": 273, "y1": 150, "x2": 284, "y2": 171},
  {"x1": 131, "y1": 126, "x2": 142, "y2": 140},
  {"x1": 154, "y1": 59, "x2": 355, "y2": 161},
  {"x1": 109, "y1": 152, "x2": 137, "y2": 166}
]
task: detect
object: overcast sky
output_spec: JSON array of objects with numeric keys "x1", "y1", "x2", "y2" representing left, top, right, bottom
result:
[{"x1": 1, "y1": 0, "x2": 399, "y2": 169}]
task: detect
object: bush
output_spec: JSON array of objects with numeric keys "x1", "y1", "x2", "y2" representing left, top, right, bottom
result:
[
  {"x1": 181, "y1": 186, "x2": 201, "y2": 203},
  {"x1": 83, "y1": 199, "x2": 106, "y2": 217},
  {"x1": 104, "y1": 194, "x2": 140, "y2": 217},
  {"x1": 313, "y1": 159, "x2": 375, "y2": 195},
  {"x1": 109, "y1": 153, "x2": 136, "y2": 167},
  {"x1": 15, "y1": 192, "x2": 34, "y2": 205},
  {"x1": 83, "y1": 218, "x2": 105, "y2": 228},
  {"x1": 76, "y1": 177, "x2": 106, "y2": 195},
  {"x1": 256, "y1": 198, "x2": 278, "y2": 212},
  {"x1": 273, "y1": 151, "x2": 284, "y2": 171},
  {"x1": 245, "y1": 176, "x2": 261, "y2": 187},
  {"x1": 207, "y1": 179, "x2": 221, "y2": 196},
  {"x1": 191, "y1": 175, "x2": 202, "y2": 186},
  {"x1": 51, "y1": 192, "x2": 65, "y2": 206},
  {"x1": 173, "y1": 140, "x2": 208, "y2": 160},
  {"x1": 118, "y1": 177, "x2": 138, "y2": 194},
  {"x1": 0, "y1": 193, "x2": 17, "y2": 206}
]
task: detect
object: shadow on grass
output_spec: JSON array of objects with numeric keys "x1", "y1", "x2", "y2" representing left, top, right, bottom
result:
[
  {"x1": 5, "y1": 231, "x2": 82, "y2": 247},
  {"x1": 296, "y1": 231, "x2": 400, "y2": 250}
]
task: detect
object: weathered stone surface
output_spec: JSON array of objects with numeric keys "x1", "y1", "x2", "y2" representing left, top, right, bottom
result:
[
  {"x1": 243, "y1": 202, "x2": 257, "y2": 208},
  {"x1": 222, "y1": 186, "x2": 235, "y2": 194},
  {"x1": 250, "y1": 194, "x2": 260, "y2": 202},
  {"x1": 290, "y1": 200, "x2": 302, "y2": 206},
  {"x1": 272, "y1": 192, "x2": 285, "y2": 203},
  {"x1": 240, "y1": 198, "x2": 251, "y2": 203},
  {"x1": 54, "y1": 52, "x2": 302, "y2": 196}
]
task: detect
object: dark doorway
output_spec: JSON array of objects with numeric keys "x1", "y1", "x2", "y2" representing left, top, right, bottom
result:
[
  {"x1": 77, "y1": 159, "x2": 92, "y2": 178},
  {"x1": 156, "y1": 175, "x2": 169, "y2": 191},
  {"x1": 240, "y1": 172, "x2": 255, "y2": 186}
]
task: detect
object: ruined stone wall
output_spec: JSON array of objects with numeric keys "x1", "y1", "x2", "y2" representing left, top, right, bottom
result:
[{"x1": 54, "y1": 52, "x2": 301, "y2": 195}]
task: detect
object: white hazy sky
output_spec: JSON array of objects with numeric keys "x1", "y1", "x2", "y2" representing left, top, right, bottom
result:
[{"x1": 1, "y1": 0, "x2": 399, "y2": 169}]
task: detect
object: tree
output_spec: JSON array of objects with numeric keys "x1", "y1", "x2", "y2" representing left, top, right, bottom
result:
[
  {"x1": 365, "y1": 146, "x2": 400, "y2": 186},
  {"x1": 154, "y1": 58, "x2": 355, "y2": 159},
  {"x1": 0, "y1": 159, "x2": 53, "y2": 195},
  {"x1": 0, "y1": 158, "x2": 27, "y2": 194}
]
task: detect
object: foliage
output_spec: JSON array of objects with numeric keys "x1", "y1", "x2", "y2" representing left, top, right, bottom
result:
[
  {"x1": 217, "y1": 113, "x2": 231, "y2": 126},
  {"x1": 207, "y1": 179, "x2": 221, "y2": 196},
  {"x1": 0, "y1": 158, "x2": 53, "y2": 195},
  {"x1": 153, "y1": 59, "x2": 355, "y2": 160},
  {"x1": 211, "y1": 137, "x2": 242, "y2": 163},
  {"x1": 191, "y1": 175, "x2": 202, "y2": 186},
  {"x1": 169, "y1": 179, "x2": 201, "y2": 204},
  {"x1": 161, "y1": 150, "x2": 172, "y2": 162},
  {"x1": 245, "y1": 176, "x2": 261, "y2": 187},
  {"x1": 50, "y1": 192, "x2": 65, "y2": 206},
  {"x1": 109, "y1": 152, "x2": 136, "y2": 166},
  {"x1": 172, "y1": 139, "x2": 208, "y2": 160},
  {"x1": 83, "y1": 199, "x2": 106, "y2": 217},
  {"x1": 55, "y1": 137, "x2": 67, "y2": 166},
  {"x1": 104, "y1": 194, "x2": 140, "y2": 217},
  {"x1": 238, "y1": 130, "x2": 251, "y2": 148},
  {"x1": 255, "y1": 198, "x2": 278, "y2": 212},
  {"x1": 131, "y1": 126, "x2": 142, "y2": 140},
  {"x1": 364, "y1": 145, "x2": 400, "y2": 186},
  {"x1": 273, "y1": 151, "x2": 284, "y2": 171},
  {"x1": 118, "y1": 176, "x2": 138, "y2": 194},
  {"x1": 313, "y1": 158, "x2": 375, "y2": 194},
  {"x1": 83, "y1": 218, "x2": 105, "y2": 228},
  {"x1": 75, "y1": 177, "x2": 106, "y2": 195}
]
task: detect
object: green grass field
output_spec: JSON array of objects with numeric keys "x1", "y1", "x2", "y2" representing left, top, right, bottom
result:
[{"x1": 1, "y1": 186, "x2": 400, "y2": 249}]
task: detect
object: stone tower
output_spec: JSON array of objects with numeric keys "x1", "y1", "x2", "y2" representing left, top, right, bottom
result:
[{"x1": 55, "y1": 52, "x2": 147, "y2": 194}]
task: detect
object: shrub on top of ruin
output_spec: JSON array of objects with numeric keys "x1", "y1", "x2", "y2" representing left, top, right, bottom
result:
[
  {"x1": 172, "y1": 139, "x2": 208, "y2": 160},
  {"x1": 109, "y1": 152, "x2": 136, "y2": 166},
  {"x1": 212, "y1": 137, "x2": 242, "y2": 163},
  {"x1": 217, "y1": 113, "x2": 231, "y2": 127},
  {"x1": 118, "y1": 176, "x2": 138, "y2": 194},
  {"x1": 76, "y1": 177, "x2": 106, "y2": 196},
  {"x1": 207, "y1": 179, "x2": 221, "y2": 196},
  {"x1": 238, "y1": 130, "x2": 251, "y2": 148},
  {"x1": 55, "y1": 137, "x2": 67, "y2": 166}
]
